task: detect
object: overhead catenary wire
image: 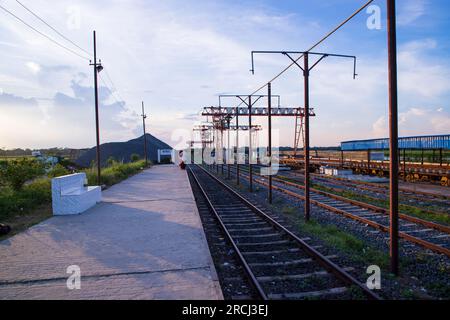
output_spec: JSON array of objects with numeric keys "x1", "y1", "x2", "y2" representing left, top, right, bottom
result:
[
  {"x1": 14, "y1": 0, "x2": 93, "y2": 57},
  {"x1": 0, "y1": 3, "x2": 90, "y2": 61},
  {"x1": 231, "y1": 0, "x2": 375, "y2": 110}
]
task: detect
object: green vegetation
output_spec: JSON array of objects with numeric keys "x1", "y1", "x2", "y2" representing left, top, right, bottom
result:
[
  {"x1": 47, "y1": 164, "x2": 70, "y2": 178},
  {"x1": 299, "y1": 219, "x2": 389, "y2": 269},
  {"x1": 130, "y1": 153, "x2": 140, "y2": 162},
  {"x1": 281, "y1": 205, "x2": 297, "y2": 215},
  {"x1": 0, "y1": 158, "x2": 151, "y2": 239},
  {"x1": 384, "y1": 149, "x2": 450, "y2": 164},
  {"x1": 0, "y1": 158, "x2": 45, "y2": 191},
  {"x1": 85, "y1": 160, "x2": 149, "y2": 186},
  {"x1": 312, "y1": 183, "x2": 450, "y2": 225}
]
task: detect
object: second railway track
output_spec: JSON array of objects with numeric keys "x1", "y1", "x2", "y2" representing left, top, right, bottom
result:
[
  {"x1": 220, "y1": 164, "x2": 450, "y2": 257},
  {"x1": 188, "y1": 164, "x2": 380, "y2": 300}
]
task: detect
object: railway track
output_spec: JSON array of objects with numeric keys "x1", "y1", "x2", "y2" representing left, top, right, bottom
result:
[
  {"x1": 188, "y1": 164, "x2": 380, "y2": 300},
  {"x1": 276, "y1": 170, "x2": 450, "y2": 215},
  {"x1": 301, "y1": 171, "x2": 450, "y2": 207},
  {"x1": 221, "y1": 164, "x2": 450, "y2": 257}
]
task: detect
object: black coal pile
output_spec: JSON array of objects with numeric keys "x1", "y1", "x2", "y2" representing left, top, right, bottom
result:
[{"x1": 75, "y1": 134, "x2": 172, "y2": 168}]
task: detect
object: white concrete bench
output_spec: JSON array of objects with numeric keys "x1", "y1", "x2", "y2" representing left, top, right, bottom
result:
[{"x1": 52, "y1": 173, "x2": 101, "y2": 215}]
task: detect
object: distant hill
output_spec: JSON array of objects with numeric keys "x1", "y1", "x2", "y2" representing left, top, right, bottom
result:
[{"x1": 75, "y1": 134, "x2": 172, "y2": 168}]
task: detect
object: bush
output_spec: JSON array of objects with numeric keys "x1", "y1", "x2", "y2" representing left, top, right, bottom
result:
[
  {"x1": 0, "y1": 178, "x2": 51, "y2": 220},
  {"x1": 48, "y1": 164, "x2": 70, "y2": 178},
  {"x1": 130, "y1": 153, "x2": 140, "y2": 162},
  {"x1": 0, "y1": 158, "x2": 45, "y2": 191},
  {"x1": 106, "y1": 156, "x2": 116, "y2": 167},
  {"x1": 85, "y1": 160, "x2": 148, "y2": 186}
]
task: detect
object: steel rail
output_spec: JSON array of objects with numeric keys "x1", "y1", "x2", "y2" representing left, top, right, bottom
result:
[
  {"x1": 225, "y1": 165, "x2": 450, "y2": 257},
  {"x1": 188, "y1": 166, "x2": 268, "y2": 300},
  {"x1": 197, "y1": 165, "x2": 381, "y2": 300},
  {"x1": 306, "y1": 172, "x2": 450, "y2": 203},
  {"x1": 295, "y1": 175, "x2": 449, "y2": 217},
  {"x1": 274, "y1": 177, "x2": 450, "y2": 234},
  {"x1": 236, "y1": 165, "x2": 449, "y2": 233}
]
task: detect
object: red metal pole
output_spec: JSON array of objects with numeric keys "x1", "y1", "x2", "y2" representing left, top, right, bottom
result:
[
  {"x1": 304, "y1": 53, "x2": 311, "y2": 222},
  {"x1": 249, "y1": 95, "x2": 253, "y2": 192},
  {"x1": 236, "y1": 107, "x2": 240, "y2": 185},
  {"x1": 227, "y1": 118, "x2": 231, "y2": 179},
  {"x1": 387, "y1": 0, "x2": 399, "y2": 276},
  {"x1": 268, "y1": 82, "x2": 273, "y2": 204}
]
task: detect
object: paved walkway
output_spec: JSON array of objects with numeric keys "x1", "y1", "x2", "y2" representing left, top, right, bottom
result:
[{"x1": 0, "y1": 165, "x2": 223, "y2": 300}]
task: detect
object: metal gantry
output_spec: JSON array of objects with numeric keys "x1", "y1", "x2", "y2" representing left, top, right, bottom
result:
[
  {"x1": 202, "y1": 105, "x2": 315, "y2": 197},
  {"x1": 251, "y1": 50, "x2": 357, "y2": 222}
]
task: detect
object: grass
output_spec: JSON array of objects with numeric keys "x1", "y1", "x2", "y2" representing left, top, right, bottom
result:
[
  {"x1": 0, "y1": 204, "x2": 52, "y2": 241},
  {"x1": 311, "y1": 183, "x2": 450, "y2": 225},
  {"x1": 299, "y1": 219, "x2": 390, "y2": 269},
  {"x1": 0, "y1": 160, "x2": 151, "y2": 240},
  {"x1": 84, "y1": 160, "x2": 149, "y2": 187},
  {"x1": 281, "y1": 205, "x2": 297, "y2": 215}
]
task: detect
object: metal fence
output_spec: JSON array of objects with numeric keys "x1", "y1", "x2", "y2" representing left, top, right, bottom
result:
[{"x1": 341, "y1": 134, "x2": 450, "y2": 151}]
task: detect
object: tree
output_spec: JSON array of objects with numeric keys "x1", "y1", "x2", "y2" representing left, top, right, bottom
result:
[
  {"x1": 130, "y1": 154, "x2": 140, "y2": 162},
  {"x1": 0, "y1": 158, "x2": 45, "y2": 191}
]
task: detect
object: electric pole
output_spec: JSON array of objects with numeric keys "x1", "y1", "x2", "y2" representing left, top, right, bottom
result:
[
  {"x1": 141, "y1": 101, "x2": 148, "y2": 166},
  {"x1": 387, "y1": 0, "x2": 399, "y2": 276},
  {"x1": 90, "y1": 30, "x2": 103, "y2": 185}
]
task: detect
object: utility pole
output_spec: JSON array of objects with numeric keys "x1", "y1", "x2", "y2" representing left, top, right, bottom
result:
[
  {"x1": 387, "y1": 0, "x2": 399, "y2": 276},
  {"x1": 303, "y1": 53, "x2": 310, "y2": 221},
  {"x1": 89, "y1": 30, "x2": 103, "y2": 185},
  {"x1": 248, "y1": 95, "x2": 253, "y2": 192},
  {"x1": 141, "y1": 101, "x2": 148, "y2": 166},
  {"x1": 236, "y1": 107, "x2": 240, "y2": 185},
  {"x1": 268, "y1": 82, "x2": 273, "y2": 204}
]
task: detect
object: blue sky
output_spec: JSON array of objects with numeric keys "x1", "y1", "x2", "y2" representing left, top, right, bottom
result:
[{"x1": 0, "y1": 0, "x2": 449, "y2": 149}]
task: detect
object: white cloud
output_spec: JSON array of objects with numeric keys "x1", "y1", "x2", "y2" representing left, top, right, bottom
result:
[
  {"x1": 398, "y1": 0, "x2": 427, "y2": 26},
  {"x1": 372, "y1": 116, "x2": 388, "y2": 138},
  {"x1": 398, "y1": 39, "x2": 450, "y2": 99},
  {"x1": 26, "y1": 62, "x2": 41, "y2": 74},
  {"x1": 371, "y1": 106, "x2": 450, "y2": 139}
]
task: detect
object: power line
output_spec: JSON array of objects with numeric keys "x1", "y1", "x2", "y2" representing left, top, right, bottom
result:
[
  {"x1": 98, "y1": 73, "x2": 124, "y2": 106},
  {"x1": 15, "y1": 0, "x2": 92, "y2": 57},
  {"x1": 0, "y1": 3, "x2": 90, "y2": 61},
  {"x1": 247, "y1": 0, "x2": 374, "y2": 97},
  {"x1": 101, "y1": 66, "x2": 130, "y2": 108},
  {"x1": 102, "y1": 68, "x2": 118, "y2": 93}
]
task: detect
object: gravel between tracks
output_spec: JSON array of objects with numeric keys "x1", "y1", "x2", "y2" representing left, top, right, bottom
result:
[{"x1": 212, "y1": 165, "x2": 450, "y2": 300}]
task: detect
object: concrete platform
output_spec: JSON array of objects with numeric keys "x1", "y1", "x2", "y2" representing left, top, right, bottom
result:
[{"x1": 0, "y1": 165, "x2": 223, "y2": 300}]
